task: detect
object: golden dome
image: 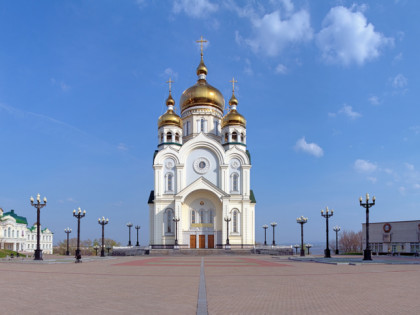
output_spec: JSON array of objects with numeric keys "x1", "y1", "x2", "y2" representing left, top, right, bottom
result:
[
  {"x1": 158, "y1": 109, "x2": 182, "y2": 128},
  {"x1": 196, "y1": 58, "x2": 208, "y2": 76},
  {"x1": 180, "y1": 80, "x2": 225, "y2": 113},
  {"x1": 221, "y1": 109, "x2": 246, "y2": 128}
]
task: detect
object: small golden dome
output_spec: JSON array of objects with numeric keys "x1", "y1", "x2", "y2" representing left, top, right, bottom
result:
[
  {"x1": 229, "y1": 94, "x2": 238, "y2": 106},
  {"x1": 180, "y1": 80, "x2": 225, "y2": 113},
  {"x1": 166, "y1": 93, "x2": 175, "y2": 106},
  {"x1": 196, "y1": 58, "x2": 208, "y2": 76},
  {"x1": 158, "y1": 109, "x2": 182, "y2": 128},
  {"x1": 221, "y1": 109, "x2": 246, "y2": 128}
]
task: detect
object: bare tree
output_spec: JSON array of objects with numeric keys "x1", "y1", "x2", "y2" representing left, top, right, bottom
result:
[{"x1": 339, "y1": 230, "x2": 363, "y2": 253}]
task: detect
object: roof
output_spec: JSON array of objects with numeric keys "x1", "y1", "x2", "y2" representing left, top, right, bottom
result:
[
  {"x1": 148, "y1": 190, "x2": 155, "y2": 204},
  {"x1": 2, "y1": 209, "x2": 28, "y2": 225},
  {"x1": 250, "y1": 190, "x2": 256, "y2": 204}
]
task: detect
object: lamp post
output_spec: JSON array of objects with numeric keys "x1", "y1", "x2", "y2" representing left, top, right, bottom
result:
[
  {"x1": 360, "y1": 193, "x2": 375, "y2": 261},
  {"x1": 306, "y1": 243, "x2": 312, "y2": 255},
  {"x1": 98, "y1": 217, "x2": 109, "y2": 257},
  {"x1": 172, "y1": 218, "x2": 180, "y2": 248},
  {"x1": 30, "y1": 193, "x2": 47, "y2": 260},
  {"x1": 262, "y1": 225, "x2": 268, "y2": 246},
  {"x1": 73, "y1": 207, "x2": 86, "y2": 263},
  {"x1": 270, "y1": 222, "x2": 277, "y2": 246},
  {"x1": 64, "y1": 227, "x2": 72, "y2": 256},
  {"x1": 135, "y1": 225, "x2": 141, "y2": 247},
  {"x1": 321, "y1": 207, "x2": 334, "y2": 258},
  {"x1": 333, "y1": 226, "x2": 341, "y2": 255},
  {"x1": 93, "y1": 245, "x2": 99, "y2": 256},
  {"x1": 294, "y1": 244, "x2": 300, "y2": 255},
  {"x1": 224, "y1": 216, "x2": 231, "y2": 249},
  {"x1": 126, "y1": 222, "x2": 133, "y2": 246},
  {"x1": 296, "y1": 216, "x2": 308, "y2": 257}
]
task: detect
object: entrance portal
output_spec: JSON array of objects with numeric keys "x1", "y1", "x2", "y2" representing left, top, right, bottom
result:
[
  {"x1": 199, "y1": 235, "x2": 205, "y2": 248},
  {"x1": 190, "y1": 235, "x2": 196, "y2": 249},
  {"x1": 208, "y1": 235, "x2": 214, "y2": 248}
]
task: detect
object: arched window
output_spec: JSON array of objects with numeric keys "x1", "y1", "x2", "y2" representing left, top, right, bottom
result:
[
  {"x1": 185, "y1": 121, "x2": 190, "y2": 136},
  {"x1": 12, "y1": 230, "x2": 14, "y2": 238},
  {"x1": 166, "y1": 209, "x2": 174, "y2": 234},
  {"x1": 232, "y1": 132, "x2": 238, "y2": 142},
  {"x1": 232, "y1": 173, "x2": 239, "y2": 192},
  {"x1": 8, "y1": 227, "x2": 10, "y2": 238},
  {"x1": 200, "y1": 210, "x2": 204, "y2": 223},
  {"x1": 167, "y1": 173, "x2": 174, "y2": 192},
  {"x1": 224, "y1": 133, "x2": 228, "y2": 143},
  {"x1": 175, "y1": 133, "x2": 180, "y2": 142},
  {"x1": 191, "y1": 210, "x2": 196, "y2": 224},
  {"x1": 209, "y1": 210, "x2": 214, "y2": 224},
  {"x1": 241, "y1": 133, "x2": 244, "y2": 142},
  {"x1": 233, "y1": 210, "x2": 238, "y2": 233},
  {"x1": 166, "y1": 131, "x2": 172, "y2": 142},
  {"x1": 214, "y1": 121, "x2": 219, "y2": 135}
]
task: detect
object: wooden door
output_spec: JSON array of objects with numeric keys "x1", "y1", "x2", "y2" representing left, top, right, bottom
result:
[
  {"x1": 190, "y1": 235, "x2": 196, "y2": 249},
  {"x1": 208, "y1": 235, "x2": 214, "y2": 248},
  {"x1": 199, "y1": 235, "x2": 205, "y2": 248}
]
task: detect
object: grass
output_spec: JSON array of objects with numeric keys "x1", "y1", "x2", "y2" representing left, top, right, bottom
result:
[{"x1": 0, "y1": 249, "x2": 21, "y2": 258}]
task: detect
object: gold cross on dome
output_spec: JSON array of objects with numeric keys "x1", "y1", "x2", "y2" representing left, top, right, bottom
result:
[
  {"x1": 166, "y1": 78, "x2": 174, "y2": 93},
  {"x1": 196, "y1": 36, "x2": 208, "y2": 56},
  {"x1": 230, "y1": 77, "x2": 238, "y2": 93}
]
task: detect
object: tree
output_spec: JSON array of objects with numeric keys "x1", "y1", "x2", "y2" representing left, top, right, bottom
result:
[
  {"x1": 54, "y1": 238, "x2": 120, "y2": 255},
  {"x1": 339, "y1": 230, "x2": 363, "y2": 253}
]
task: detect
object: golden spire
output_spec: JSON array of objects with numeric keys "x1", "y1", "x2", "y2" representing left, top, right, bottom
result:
[
  {"x1": 229, "y1": 77, "x2": 238, "y2": 107},
  {"x1": 196, "y1": 36, "x2": 208, "y2": 58},
  {"x1": 166, "y1": 78, "x2": 174, "y2": 94},
  {"x1": 165, "y1": 77, "x2": 175, "y2": 107},
  {"x1": 196, "y1": 36, "x2": 208, "y2": 77}
]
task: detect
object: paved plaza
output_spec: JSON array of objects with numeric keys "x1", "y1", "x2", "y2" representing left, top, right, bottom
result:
[{"x1": 1, "y1": 254, "x2": 420, "y2": 314}]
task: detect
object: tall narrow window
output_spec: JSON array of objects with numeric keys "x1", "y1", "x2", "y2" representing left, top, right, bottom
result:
[
  {"x1": 167, "y1": 210, "x2": 173, "y2": 233},
  {"x1": 241, "y1": 133, "x2": 244, "y2": 142},
  {"x1": 209, "y1": 210, "x2": 214, "y2": 224},
  {"x1": 160, "y1": 133, "x2": 164, "y2": 143},
  {"x1": 185, "y1": 121, "x2": 190, "y2": 136},
  {"x1": 8, "y1": 227, "x2": 10, "y2": 238},
  {"x1": 191, "y1": 210, "x2": 196, "y2": 224},
  {"x1": 200, "y1": 210, "x2": 204, "y2": 223},
  {"x1": 201, "y1": 118, "x2": 206, "y2": 132},
  {"x1": 175, "y1": 133, "x2": 180, "y2": 142},
  {"x1": 232, "y1": 131, "x2": 238, "y2": 142},
  {"x1": 224, "y1": 133, "x2": 228, "y2": 143},
  {"x1": 166, "y1": 132, "x2": 172, "y2": 142},
  {"x1": 233, "y1": 210, "x2": 238, "y2": 233},
  {"x1": 167, "y1": 173, "x2": 173, "y2": 192},
  {"x1": 232, "y1": 173, "x2": 239, "y2": 192},
  {"x1": 214, "y1": 121, "x2": 219, "y2": 135}
]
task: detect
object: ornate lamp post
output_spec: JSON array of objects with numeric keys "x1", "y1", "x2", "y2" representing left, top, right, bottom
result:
[
  {"x1": 126, "y1": 222, "x2": 133, "y2": 246},
  {"x1": 270, "y1": 222, "x2": 277, "y2": 246},
  {"x1": 360, "y1": 193, "x2": 375, "y2": 261},
  {"x1": 224, "y1": 216, "x2": 231, "y2": 249},
  {"x1": 173, "y1": 217, "x2": 180, "y2": 248},
  {"x1": 93, "y1": 245, "x2": 99, "y2": 256},
  {"x1": 321, "y1": 207, "x2": 334, "y2": 258},
  {"x1": 294, "y1": 244, "x2": 300, "y2": 255},
  {"x1": 98, "y1": 217, "x2": 109, "y2": 257},
  {"x1": 73, "y1": 207, "x2": 86, "y2": 263},
  {"x1": 30, "y1": 193, "x2": 47, "y2": 260},
  {"x1": 296, "y1": 216, "x2": 308, "y2": 257},
  {"x1": 64, "y1": 227, "x2": 72, "y2": 256},
  {"x1": 333, "y1": 226, "x2": 341, "y2": 255},
  {"x1": 306, "y1": 243, "x2": 312, "y2": 255},
  {"x1": 135, "y1": 225, "x2": 141, "y2": 247},
  {"x1": 262, "y1": 225, "x2": 268, "y2": 246}
]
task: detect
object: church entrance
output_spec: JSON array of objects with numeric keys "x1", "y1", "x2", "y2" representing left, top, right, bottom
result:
[
  {"x1": 199, "y1": 235, "x2": 205, "y2": 248},
  {"x1": 208, "y1": 235, "x2": 214, "y2": 248},
  {"x1": 190, "y1": 235, "x2": 196, "y2": 249}
]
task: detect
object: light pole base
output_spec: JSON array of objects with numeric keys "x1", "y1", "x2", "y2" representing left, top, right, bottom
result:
[
  {"x1": 136, "y1": 242, "x2": 140, "y2": 247},
  {"x1": 335, "y1": 249, "x2": 339, "y2": 255},
  {"x1": 101, "y1": 250, "x2": 105, "y2": 257},
  {"x1": 225, "y1": 244, "x2": 231, "y2": 250},
  {"x1": 300, "y1": 249, "x2": 305, "y2": 257},
  {"x1": 363, "y1": 249, "x2": 372, "y2": 260},
  {"x1": 173, "y1": 245, "x2": 180, "y2": 250},
  {"x1": 34, "y1": 249, "x2": 43, "y2": 260},
  {"x1": 65, "y1": 251, "x2": 69, "y2": 256},
  {"x1": 324, "y1": 249, "x2": 331, "y2": 258}
]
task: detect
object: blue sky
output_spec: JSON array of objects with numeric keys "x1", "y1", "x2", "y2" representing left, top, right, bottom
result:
[{"x1": 0, "y1": 0, "x2": 419, "y2": 246}]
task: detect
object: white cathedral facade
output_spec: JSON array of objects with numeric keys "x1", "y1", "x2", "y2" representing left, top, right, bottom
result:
[{"x1": 148, "y1": 45, "x2": 256, "y2": 249}]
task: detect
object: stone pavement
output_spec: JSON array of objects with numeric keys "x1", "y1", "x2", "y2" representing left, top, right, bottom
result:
[{"x1": 1, "y1": 254, "x2": 420, "y2": 314}]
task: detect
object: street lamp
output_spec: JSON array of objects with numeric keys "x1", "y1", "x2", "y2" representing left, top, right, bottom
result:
[
  {"x1": 126, "y1": 222, "x2": 133, "y2": 246},
  {"x1": 98, "y1": 216, "x2": 109, "y2": 257},
  {"x1": 30, "y1": 193, "x2": 47, "y2": 260},
  {"x1": 294, "y1": 244, "x2": 300, "y2": 255},
  {"x1": 135, "y1": 225, "x2": 141, "y2": 247},
  {"x1": 321, "y1": 207, "x2": 334, "y2": 258},
  {"x1": 262, "y1": 225, "x2": 268, "y2": 246},
  {"x1": 360, "y1": 193, "x2": 375, "y2": 261},
  {"x1": 64, "y1": 227, "x2": 72, "y2": 256},
  {"x1": 93, "y1": 244, "x2": 99, "y2": 256},
  {"x1": 173, "y1": 217, "x2": 180, "y2": 248},
  {"x1": 333, "y1": 226, "x2": 341, "y2": 255},
  {"x1": 296, "y1": 216, "x2": 308, "y2": 257},
  {"x1": 270, "y1": 222, "x2": 277, "y2": 246},
  {"x1": 306, "y1": 243, "x2": 312, "y2": 255},
  {"x1": 73, "y1": 207, "x2": 86, "y2": 263},
  {"x1": 224, "y1": 216, "x2": 231, "y2": 249}
]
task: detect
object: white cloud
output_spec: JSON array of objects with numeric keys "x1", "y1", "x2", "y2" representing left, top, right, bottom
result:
[
  {"x1": 368, "y1": 96, "x2": 380, "y2": 105},
  {"x1": 245, "y1": 9, "x2": 313, "y2": 56},
  {"x1": 354, "y1": 159, "x2": 377, "y2": 173},
  {"x1": 163, "y1": 68, "x2": 178, "y2": 80},
  {"x1": 173, "y1": 0, "x2": 218, "y2": 18},
  {"x1": 117, "y1": 143, "x2": 128, "y2": 151},
  {"x1": 316, "y1": 6, "x2": 393, "y2": 65},
  {"x1": 275, "y1": 63, "x2": 287, "y2": 74},
  {"x1": 367, "y1": 176, "x2": 377, "y2": 183},
  {"x1": 329, "y1": 104, "x2": 361, "y2": 119},
  {"x1": 243, "y1": 58, "x2": 253, "y2": 75},
  {"x1": 392, "y1": 73, "x2": 408, "y2": 88},
  {"x1": 294, "y1": 137, "x2": 324, "y2": 157},
  {"x1": 410, "y1": 126, "x2": 420, "y2": 135},
  {"x1": 414, "y1": 183, "x2": 420, "y2": 190},
  {"x1": 51, "y1": 78, "x2": 71, "y2": 92}
]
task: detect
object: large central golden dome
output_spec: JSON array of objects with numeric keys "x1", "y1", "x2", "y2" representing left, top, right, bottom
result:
[{"x1": 180, "y1": 56, "x2": 225, "y2": 113}]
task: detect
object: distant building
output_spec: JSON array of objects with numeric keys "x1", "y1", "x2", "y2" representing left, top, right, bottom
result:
[
  {"x1": 362, "y1": 220, "x2": 420, "y2": 254},
  {"x1": 0, "y1": 208, "x2": 53, "y2": 254}
]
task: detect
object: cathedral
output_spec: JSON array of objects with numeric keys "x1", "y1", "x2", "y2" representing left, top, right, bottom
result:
[{"x1": 148, "y1": 39, "x2": 256, "y2": 249}]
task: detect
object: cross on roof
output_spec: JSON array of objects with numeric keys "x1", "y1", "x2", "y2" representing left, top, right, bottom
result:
[
  {"x1": 166, "y1": 78, "x2": 174, "y2": 93},
  {"x1": 230, "y1": 77, "x2": 238, "y2": 93},
  {"x1": 196, "y1": 36, "x2": 208, "y2": 56}
]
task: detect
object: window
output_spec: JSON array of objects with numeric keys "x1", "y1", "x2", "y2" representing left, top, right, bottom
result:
[
  {"x1": 160, "y1": 133, "x2": 164, "y2": 143},
  {"x1": 233, "y1": 210, "x2": 238, "y2": 233},
  {"x1": 209, "y1": 210, "x2": 214, "y2": 224},
  {"x1": 185, "y1": 121, "x2": 190, "y2": 136},
  {"x1": 175, "y1": 133, "x2": 180, "y2": 142},
  {"x1": 166, "y1": 209, "x2": 174, "y2": 234},
  {"x1": 214, "y1": 121, "x2": 219, "y2": 135},
  {"x1": 200, "y1": 210, "x2": 204, "y2": 223},
  {"x1": 232, "y1": 132, "x2": 238, "y2": 142},
  {"x1": 8, "y1": 227, "x2": 11, "y2": 238},
  {"x1": 191, "y1": 210, "x2": 196, "y2": 224},
  {"x1": 166, "y1": 132, "x2": 172, "y2": 142},
  {"x1": 12, "y1": 230, "x2": 14, "y2": 238},
  {"x1": 224, "y1": 133, "x2": 228, "y2": 143},
  {"x1": 241, "y1": 133, "x2": 244, "y2": 142},
  {"x1": 167, "y1": 173, "x2": 174, "y2": 192},
  {"x1": 232, "y1": 173, "x2": 239, "y2": 192}
]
